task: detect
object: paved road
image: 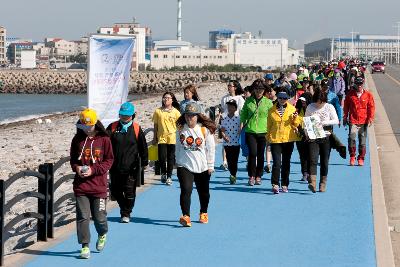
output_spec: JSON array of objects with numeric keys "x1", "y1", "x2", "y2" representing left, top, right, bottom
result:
[
  {"x1": 21, "y1": 127, "x2": 376, "y2": 267},
  {"x1": 370, "y1": 65, "x2": 400, "y2": 145}
]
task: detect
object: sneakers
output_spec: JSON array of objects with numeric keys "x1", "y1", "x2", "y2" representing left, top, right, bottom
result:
[
  {"x1": 358, "y1": 159, "x2": 364, "y2": 166},
  {"x1": 166, "y1": 177, "x2": 173, "y2": 186},
  {"x1": 199, "y1": 213, "x2": 209, "y2": 224},
  {"x1": 179, "y1": 215, "x2": 192, "y2": 227},
  {"x1": 220, "y1": 163, "x2": 228, "y2": 171},
  {"x1": 80, "y1": 246, "x2": 90, "y2": 259},
  {"x1": 161, "y1": 174, "x2": 167, "y2": 183},
  {"x1": 120, "y1": 216, "x2": 130, "y2": 223},
  {"x1": 255, "y1": 177, "x2": 262, "y2": 185},
  {"x1": 248, "y1": 177, "x2": 255, "y2": 186},
  {"x1": 229, "y1": 175, "x2": 237, "y2": 184},
  {"x1": 264, "y1": 164, "x2": 271, "y2": 173},
  {"x1": 301, "y1": 173, "x2": 309, "y2": 182},
  {"x1": 350, "y1": 157, "x2": 356, "y2": 166},
  {"x1": 281, "y1": 186, "x2": 288, "y2": 193},
  {"x1": 272, "y1": 184, "x2": 280, "y2": 194},
  {"x1": 96, "y1": 234, "x2": 107, "y2": 251}
]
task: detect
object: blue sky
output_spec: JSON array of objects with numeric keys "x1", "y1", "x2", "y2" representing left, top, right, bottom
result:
[{"x1": 2, "y1": 0, "x2": 400, "y2": 48}]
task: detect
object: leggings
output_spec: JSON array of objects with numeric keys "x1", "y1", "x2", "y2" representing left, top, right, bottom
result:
[
  {"x1": 177, "y1": 167, "x2": 211, "y2": 216},
  {"x1": 245, "y1": 132, "x2": 267, "y2": 178},
  {"x1": 158, "y1": 144, "x2": 176, "y2": 177},
  {"x1": 224, "y1": 145, "x2": 241, "y2": 176},
  {"x1": 308, "y1": 137, "x2": 331, "y2": 177}
]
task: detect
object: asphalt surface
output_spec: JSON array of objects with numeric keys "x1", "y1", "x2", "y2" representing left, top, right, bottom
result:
[
  {"x1": 370, "y1": 65, "x2": 400, "y2": 145},
  {"x1": 22, "y1": 126, "x2": 376, "y2": 267}
]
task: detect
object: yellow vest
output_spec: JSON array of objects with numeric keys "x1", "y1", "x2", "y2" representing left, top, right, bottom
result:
[{"x1": 267, "y1": 103, "x2": 302, "y2": 143}]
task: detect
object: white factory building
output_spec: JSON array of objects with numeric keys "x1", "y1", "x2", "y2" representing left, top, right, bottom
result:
[{"x1": 150, "y1": 32, "x2": 300, "y2": 70}]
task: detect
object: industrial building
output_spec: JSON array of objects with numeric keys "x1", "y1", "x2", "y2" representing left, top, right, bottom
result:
[
  {"x1": 209, "y1": 29, "x2": 235, "y2": 49},
  {"x1": 304, "y1": 34, "x2": 400, "y2": 63},
  {"x1": 0, "y1": 26, "x2": 6, "y2": 65}
]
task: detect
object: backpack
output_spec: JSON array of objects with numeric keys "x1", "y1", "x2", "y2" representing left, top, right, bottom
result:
[{"x1": 110, "y1": 121, "x2": 140, "y2": 139}]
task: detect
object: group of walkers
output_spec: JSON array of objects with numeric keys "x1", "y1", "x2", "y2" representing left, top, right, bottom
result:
[{"x1": 69, "y1": 58, "x2": 375, "y2": 259}]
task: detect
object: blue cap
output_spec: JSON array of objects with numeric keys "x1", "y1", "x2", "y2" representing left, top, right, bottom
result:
[
  {"x1": 264, "y1": 73, "x2": 274, "y2": 80},
  {"x1": 277, "y1": 91, "x2": 289, "y2": 99},
  {"x1": 119, "y1": 102, "x2": 135, "y2": 116}
]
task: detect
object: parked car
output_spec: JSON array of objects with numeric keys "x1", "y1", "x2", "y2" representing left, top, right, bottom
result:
[{"x1": 371, "y1": 61, "x2": 385, "y2": 74}]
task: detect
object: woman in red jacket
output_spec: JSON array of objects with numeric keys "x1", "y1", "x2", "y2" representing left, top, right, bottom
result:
[{"x1": 70, "y1": 108, "x2": 114, "y2": 259}]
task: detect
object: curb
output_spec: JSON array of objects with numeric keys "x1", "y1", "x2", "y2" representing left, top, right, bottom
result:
[{"x1": 366, "y1": 73, "x2": 396, "y2": 267}]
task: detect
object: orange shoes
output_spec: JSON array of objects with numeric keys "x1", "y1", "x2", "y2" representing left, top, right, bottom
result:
[
  {"x1": 199, "y1": 213, "x2": 208, "y2": 224},
  {"x1": 179, "y1": 215, "x2": 192, "y2": 227}
]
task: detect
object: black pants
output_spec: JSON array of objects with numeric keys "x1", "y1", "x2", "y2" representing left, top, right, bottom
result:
[
  {"x1": 270, "y1": 142, "x2": 294, "y2": 187},
  {"x1": 158, "y1": 144, "x2": 176, "y2": 177},
  {"x1": 76, "y1": 195, "x2": 108, "y2": 245},
  {"x1": 224, "y1": 145, "x2": 241, "y2": 176},
  {"x1": 177, "y1": 167, "x2": 211, "y2": 216},
  {"x1": 110, "y1": 172, "x2": 137, "y2": 217},
  {"x1": 296, "y1": 140, "x2": 309, "y2": 175},
  {"x1": 308, "y1": 137, "x2": 331, "y2": 177},
  {"x1": 245, "y1": 132, "x2": 267, "y2": 178}
]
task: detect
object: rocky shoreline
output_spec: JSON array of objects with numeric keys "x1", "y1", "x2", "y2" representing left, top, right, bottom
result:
[{"x1": 0, "y1": 70, "x2": 262, "y2": 94}]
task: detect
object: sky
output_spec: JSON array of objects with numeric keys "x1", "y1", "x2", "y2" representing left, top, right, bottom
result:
[{"x1": 2, "y1": 0, "x2": 400, "y2": 49}]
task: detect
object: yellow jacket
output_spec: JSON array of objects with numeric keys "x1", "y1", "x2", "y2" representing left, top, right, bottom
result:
[{"x1": 267, "y1": 103, "x2": 302, "y2": 143}]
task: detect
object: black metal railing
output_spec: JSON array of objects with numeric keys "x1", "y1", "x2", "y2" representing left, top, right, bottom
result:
[{"x1": 0, "y1": 106, "x2": 220, "y2": 266}]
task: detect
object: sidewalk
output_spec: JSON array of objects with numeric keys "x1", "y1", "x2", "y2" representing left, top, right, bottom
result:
[{"x1": 22, "y1": 126, "x2": 376, "y2": 267}]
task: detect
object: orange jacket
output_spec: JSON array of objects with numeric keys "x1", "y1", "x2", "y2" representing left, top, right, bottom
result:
[{"x1": 343, "y1": 89, "x2": 375, "y2": 125}]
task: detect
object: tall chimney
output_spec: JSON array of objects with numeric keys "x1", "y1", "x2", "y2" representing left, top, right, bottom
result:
[{"x1": 177, "y1": 0, "x2": 182, "y2": 41}]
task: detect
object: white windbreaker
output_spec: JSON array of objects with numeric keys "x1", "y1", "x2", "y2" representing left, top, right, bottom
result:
[{"x1": 175, "y1": 124, "x2": 215, "y2": 173}]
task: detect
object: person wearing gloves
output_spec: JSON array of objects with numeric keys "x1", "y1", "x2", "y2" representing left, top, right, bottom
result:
[
  {"x1": 107, "y1": 102, "x2": 148, "y2": 223},
  {"x1": 175, "y1": 102, "x2": 216, "y2": 227},
  {"x1": 70, "y1": 108, "x2": 114, "y2": 259},
  {"x1": 305, "y1": 88, "x2": 339, "y2": 193}
]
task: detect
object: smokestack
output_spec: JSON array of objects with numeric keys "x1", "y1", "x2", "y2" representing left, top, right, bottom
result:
[{"x1": 177, "y1": 0, "x2": 182, "y2": 41}]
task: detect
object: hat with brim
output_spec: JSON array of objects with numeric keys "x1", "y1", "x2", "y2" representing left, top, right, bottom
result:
[
  {"x1": 277, "y1": 91, "x2": 289, "y2": 99},
  {"x1": 119, "y1": 102, "x2": 135, "y2": 116},
  {"x1": 184, "y1": 102, "x2": 201, "y2": 115},
  {"x1": 226, "y1": 99, "x2": 238, "y2": 109}
]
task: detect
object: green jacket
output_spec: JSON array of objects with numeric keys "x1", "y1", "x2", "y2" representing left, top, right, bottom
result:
[{"x1": 240, "y1": 96, "x2": 273, "y2": 134}]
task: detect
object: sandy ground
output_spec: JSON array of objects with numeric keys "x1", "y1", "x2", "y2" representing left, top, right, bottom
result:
[{"x1": 0, "y1": 81, "x2": 250, "y2": 256}]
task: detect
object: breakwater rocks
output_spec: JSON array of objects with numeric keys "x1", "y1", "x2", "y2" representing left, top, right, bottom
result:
[{"x1": 0, "y1": 70, "x2": 263, "y2": 94}]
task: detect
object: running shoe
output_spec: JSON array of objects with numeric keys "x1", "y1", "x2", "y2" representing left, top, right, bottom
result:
[
  {"x1": 80, "y1": 246, "x2": 90, "y2": 259},
  {"x1": 161, "y1": 174, "x2": 167, "y2": 183},
  {"x1": 179, "y1": 215, "x2": 192, "y2": 227},
  {"x1": 96, "y1": 234, "x2": 107, "y2": 251},
  {"x1": 199, "y1": 213, "x2": 209, "y2": 224},
  {"x1": 272, "y1": 184, "x2": 280, "y2": 194},
  {"x1": 281, "y1": 186, "x2": 289, "y2": 193},
  {"x1": 264, "y1": 164, "x2": 271, "y2": 173},
  {"x1": 166, "y1": 177, "x2": 173, "y2": 186},
  {"x1": 229, "y1": 175, "x2": 237, "y2": 184},
  {"x1": 301, "y1": 173, "x2": 309, "y2": 182},
  {"x1": 248, "y1": 177, "x2": 255, "y2": 186},
  {"x1": 358, "y1": 159, "x2": 364, "y2": 166},
  {"x1": 120, "y1": 216, "x2": 130, "y2": 223},
  {"x1": 220, "y1": 163, "x2": 228, "y2": 171},
  {"x1": 255, "y1": 177, "x2": 262, "y2": 185},
  {"x1": 349, "y1": 157, "x2": 356, "y2": 166}
]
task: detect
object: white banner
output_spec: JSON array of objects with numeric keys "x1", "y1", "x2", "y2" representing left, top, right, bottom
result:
[{"x1": 88, "y1": 35, "x2": 135, "y2": 127}]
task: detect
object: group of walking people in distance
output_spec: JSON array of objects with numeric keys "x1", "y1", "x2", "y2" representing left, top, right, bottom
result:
[{"x1": 68, "y1": 58, "x2": 375, "y2": 259}]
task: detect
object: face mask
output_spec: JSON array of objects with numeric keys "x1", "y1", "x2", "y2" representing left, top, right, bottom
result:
[
  {"x1": 76, "y1": 123, "x2": 94, "y2": 132},
  {"x1": 335, "y1": 73, "x2": 340, "y2": 78}
]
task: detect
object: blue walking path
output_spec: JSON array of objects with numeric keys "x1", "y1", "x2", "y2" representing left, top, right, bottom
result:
[{"x1": 23, "y1": 127, "x2": 376, "y2": 267}]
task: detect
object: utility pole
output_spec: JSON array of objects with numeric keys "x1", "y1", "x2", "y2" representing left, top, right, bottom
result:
[
  {"x1": 393, "y1": 22, "x2": 400, "y2": 64},
  {"x1": 338, "y1": 35, "x2": 341, "y2": 59}
]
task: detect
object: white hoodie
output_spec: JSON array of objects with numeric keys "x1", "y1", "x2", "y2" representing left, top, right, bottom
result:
[{"x1": 175, "y1": 124, "x2": 215, "y2": 173}]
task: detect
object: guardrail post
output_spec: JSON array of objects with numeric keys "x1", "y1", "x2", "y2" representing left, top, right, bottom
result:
[
  {"x1": 0, "y1": 180, "x2": 5, "y2": 266},
  {"x1": 47, "y1": 163, "x2": 54, "y2": 239},
  {"x1": 38, "y1": 164, "x2": 49, "y2": 242}
]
